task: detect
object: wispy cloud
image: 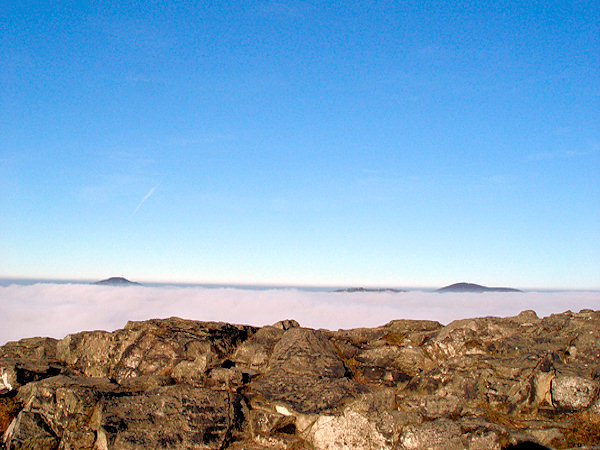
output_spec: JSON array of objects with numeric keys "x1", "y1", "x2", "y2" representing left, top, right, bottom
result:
[
  {"x1": 132, "y1": 184, "x2": 159, "y2": 216},
  {"x1": 527, "y1": 150, "x2": 590, "y2": 162}
]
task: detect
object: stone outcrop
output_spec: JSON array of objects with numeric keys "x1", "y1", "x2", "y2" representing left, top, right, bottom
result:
[{"x1": 2, "y1": 310, "x2": 600, "y2": 449}]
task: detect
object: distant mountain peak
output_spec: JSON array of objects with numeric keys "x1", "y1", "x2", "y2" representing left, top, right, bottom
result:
[
  {"x1": 437, "y1": 282, "x2": 521, "y2": 293},
  {"x1": 332, "y1": 287, "x2": 407, "y2": 293},
  {"x1": 94, "y1": 277, "x2": 140, "y2": 286}
]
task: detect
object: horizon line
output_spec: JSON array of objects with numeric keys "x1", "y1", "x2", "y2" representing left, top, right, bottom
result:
[{"x1": 1, "y1": 275, "x2": 599, "y2": 292}]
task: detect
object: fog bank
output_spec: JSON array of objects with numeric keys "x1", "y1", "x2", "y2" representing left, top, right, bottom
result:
[{"x1": 1, "y1": 284, "x2": 598, "y2": 345}]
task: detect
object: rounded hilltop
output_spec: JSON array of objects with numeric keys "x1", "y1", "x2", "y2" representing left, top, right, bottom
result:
[
  {"x1": 93, "y1": 277, "x2": 141, "y2": 286},
  {"x1": 332, "y1": 287, "x2": 407, "y2": 293},
  {"x1": 437, "y1": 282, "x2": 521, "y2": 293}
]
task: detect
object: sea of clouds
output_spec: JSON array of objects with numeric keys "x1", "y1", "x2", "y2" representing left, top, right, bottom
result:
[{"x1": 1, "y1": 283, "x2": 599, "y2": 345}]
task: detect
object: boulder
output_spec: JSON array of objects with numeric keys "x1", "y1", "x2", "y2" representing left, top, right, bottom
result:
[
  {"x1": 0, "y1": 337, "x2": 61, "y2": 393},
  {"x1": 97, "y1": 384, "x2": 245, "y2": 449},
  {"x1": 56, "y1": 318, "x2": 255, "y2": 383},
  {"x1": 306, "y1": 390, "x2": 413, "y2": 448},
  {"x1": 232, "y1": 326, "x2": 284, "y2": 371},
  {"x1": 551, "y1": 375, "x2": 598, "y2": 411},
  {"x1": 308, "y1": 409, "x2": 390, "y2": 450},
  {"x1": 397, "y1": 418, "x2": 464, "y2": 449},
  {"x1": 251, "y1": 328, "x2": 364, "y2": 414}
]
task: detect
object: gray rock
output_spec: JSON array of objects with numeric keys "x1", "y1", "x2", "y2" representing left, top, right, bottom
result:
[
  {"x1": 56, "y1": 318, "x2": 255, "y2": 383},
  {"x1": 272, "y1": 320, "x2": 300, "y2": 330},
  {"x1": 7, "y1": 375, "x2": 118, "y2": 448},
  {"x1": 3, "y1": 411, "x2": 60, "y2": 450},
  {"x1": 4, "y1": 375, "x2": 245, "y2": 449},
  {"x1": 354, "y1": 346, "x2": 433, "y2": 387},
  {"x1": 171, "y1": 352, "x2": 219, "y2": 384},
  {"x1": 252, "y1": 371, "x2": 362, "y2": 414},
  {"x1": 98, "y1": 384, "x2": 244, "y2": 449},
  {"x1": 398, "y1": 418, "x2": 464, "y2": 449},
  {"x1": 551, "y1": 375, "x2": 598, "y2": 410},
  {"x1": 267, "y1": 328, "x2": 346, "y2": 378},
  {"x1": 251, "y1": 328, "x2": 365, "y2": 413},
  {"x1": 0, "y1": 337, "x2": 58, "y2": 362},
  {"x1": 308, "y1": 409, "x2": 390, "y2": 449},
  {"x1": 232, "y1": 326, "x2": 284, "y2": 370},
  {"x1": 0, "y1": 337, "x2": 61, "y2": 393}
]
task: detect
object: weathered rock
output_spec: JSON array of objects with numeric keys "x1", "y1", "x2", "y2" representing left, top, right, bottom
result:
[
  {"x1": 0, "y1": 338, "x2": 61, "y2": 394},
  {"x1": 7, "y1": 375, "x2": 119, "y2": 448},
  {"x1": 552, "y1": 375, "x2": 599, "y2": 411},
  {"x1": 0, "y1": 337, "x2": 58, "y2": 362},
  {"x1": 397, "y1": 394, "x2": 463, "y2": 419},
  {"x1": 98, "y1": 384, "x2": 245, "y2": 449},
  {"x1": 207, "y1": 367, "x2": 245, "y2": 391},
  {"x1": 0, "y1": 359, "x2": 62, "y2": 395},
  {"x1": 354, "y1": 346, "x2": 432, "y2": 387},
  {"x1": 457, "y1": 417, "x2": 515, "y2": 450},
  {"x1": 267, "y1": 328, "x2": 346, "y2": 378},
  {"x1": 397, "y1": 418, "x2": 464, "y2": 449},
  {"x1": 56, "y1": 318, "x2": 255, "y2": 383},
  {"x1": 251, "y1": 328, "x2": 365, "y2": 414},
  {"x1": 2, "y1": 310, "x2": 600, "y2": 449},
  {"x1": 4, "y1": 375, "x2": 245, "y2": 449},
  {"x1": 232, "y1": 326, "x2": 284, "y2": 371},
  {"x1": 229, "y1": 433, "x2": 309, "y2": 449},
  {"x1": 3, "y1": 410, "x2": 60, "y2": 449},
  {"x1": 272, "y1": 320, "x2": 300, "y2": 331},
  {"x1": 172, "y1": 352, "x2": 219, "y2": 384},
  {"x1": 248, "y1": 408, "x2": 296, "y2": 436},
  {"x1": 307, "y1": 390, "x2": 410, "y2": 448},
  {"x1": 331, "y1": 319, "x2": 441, "y2": 349},
  {"x1": 308, "y1": 409, "x2": 390, "y2": 449},
  {"x1": 252, "y1": 372, "x2": 362, "y2": 415}
]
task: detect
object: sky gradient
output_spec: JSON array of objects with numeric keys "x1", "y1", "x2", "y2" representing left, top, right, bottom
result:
[{"x1": 2, "y1": 1, "x2": 599, "y2": 288}]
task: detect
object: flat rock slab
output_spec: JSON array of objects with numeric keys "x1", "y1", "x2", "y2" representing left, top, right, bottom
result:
[{"x1": 99, "y1": 384, "x2": 244, "y2": 449}]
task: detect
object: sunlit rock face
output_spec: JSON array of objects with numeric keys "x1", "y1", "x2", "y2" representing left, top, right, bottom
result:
[{"x1": 2, "y1": 310, "x2": 600, "y2": 449}]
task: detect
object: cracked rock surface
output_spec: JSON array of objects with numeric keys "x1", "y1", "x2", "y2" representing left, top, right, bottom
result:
[{"x1": 2, "y1": 310, "x2": 600, "y2": 449}]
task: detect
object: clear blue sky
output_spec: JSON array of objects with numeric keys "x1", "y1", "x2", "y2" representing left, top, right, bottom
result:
[{"x1": 1, "y1": 1, "x2": 599, "y2": 288}]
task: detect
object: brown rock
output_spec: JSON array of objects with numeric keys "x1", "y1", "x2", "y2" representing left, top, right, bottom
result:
[{"x1": 2, "y1": 310, "x2": 600, "y2": 449}]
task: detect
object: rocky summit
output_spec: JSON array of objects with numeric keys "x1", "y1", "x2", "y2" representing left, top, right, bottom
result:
[{"x1": 1, "y1": 311, "x2": 600, "y2": 449}]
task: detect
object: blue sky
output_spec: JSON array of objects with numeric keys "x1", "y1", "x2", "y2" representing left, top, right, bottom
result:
[{"x1": 1, "y1": 1, "x2": 599, "y2": 288}]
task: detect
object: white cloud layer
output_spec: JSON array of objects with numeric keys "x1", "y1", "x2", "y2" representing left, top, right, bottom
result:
[{"x1": 1, "y1": 284, "x2": 598, "y2": 345}]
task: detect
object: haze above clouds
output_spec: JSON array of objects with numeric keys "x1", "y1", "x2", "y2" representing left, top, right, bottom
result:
[{"x1": 1, "y1": 283, "x2": 598, "y2": 345}]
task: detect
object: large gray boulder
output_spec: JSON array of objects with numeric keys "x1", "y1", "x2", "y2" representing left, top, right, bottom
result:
[
  {"x1": 250, "y1": 328, "x2": 365, "y2": 414},
  {"x1": 56, "y1": 318, "x2": 255, "y2": 383},
  {"x1": 551, "y1": 375, "x2": 598, "y2": 411}
]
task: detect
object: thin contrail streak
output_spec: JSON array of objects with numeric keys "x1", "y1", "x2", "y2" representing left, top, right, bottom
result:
[{"x1": 132, "y1": 184, "x2": 158, "y2": 215}]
